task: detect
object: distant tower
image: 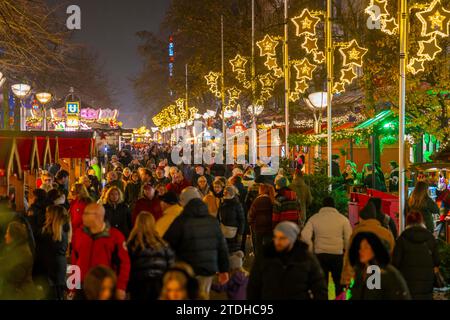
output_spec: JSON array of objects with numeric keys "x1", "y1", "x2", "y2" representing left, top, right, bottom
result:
[{"x1": 168, "y1": 35, "x2": 175, "y2": 97}]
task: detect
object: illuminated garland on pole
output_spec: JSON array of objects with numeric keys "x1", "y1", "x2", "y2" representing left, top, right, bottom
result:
[{"x1": 152, "y1": 98, "x2": 200, "y2": 132}]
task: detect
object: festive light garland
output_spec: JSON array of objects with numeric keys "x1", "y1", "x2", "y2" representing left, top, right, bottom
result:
[{"x1": 152, "y1": 98, "x2": 200, "y2": 131}]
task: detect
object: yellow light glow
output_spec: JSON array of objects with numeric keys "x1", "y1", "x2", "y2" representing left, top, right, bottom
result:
[
  {"x1": 381, "y1": 17, "x2": 399, "y2": 35},
  {"x1": 301, "y1": 36, "x2": 319, "y2": 53},
  {"x1": 339, "y1": 66, "x2": 357, "y2": 84},
  {"x1": 333, "y1": 82, "x2": 346, "y2": 94},
  {"x1": 293, "y1": 58, "x2": 317, "y2": 80},
  {"x1": 289, "y1": 91, "x2": 301, "y2": 102},
  {"x1": 257, "y1": 35, "x2": 279, "y2": 56},
  {"x1": 205, "y1": 71, "x2": 220, "y2": 86},
  {"x1": 416, "y1": 0, "x2": 450, "y2": 38},
  {"x1": 264, "y1": 56, "x2": 279, "y2": 70},
  {"x1": 294, "y1": 79, "x2": 309, "y2": 93},
  {"x1": 230, "y1": 54, "x2": 248, "y2": 72},
  {"x1": 274, "y1": 68, "x2": 284, "y2": 78},
  {"x1": 407, "y1": 57, "x2": 426, "y2": 74},
  {"x1": 313, "y1": 51, "x2": 326, "y2": 64},
  {"x1": 365, "y1": 0, "x2": 389, "y2": 20},
  {"x1": 291, "y1": 9, "x2": 321, "y2": 36},
  {"x1": 339, "y1": 39, "x2": 368, "y2": 67},
  {"x1": 417, "y1": 35, "x2": 443, "y2": 60},
  {"x1": 259, "y1": 73, "x2": 277, "y2": 88},
  {"x1": 228, "y1": 87, "x2": 241, "y2": 101}
]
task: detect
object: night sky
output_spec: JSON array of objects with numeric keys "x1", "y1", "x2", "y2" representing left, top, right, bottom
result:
[{"x1": 51, "y1": 0, "x2": 170, "y2": 128}]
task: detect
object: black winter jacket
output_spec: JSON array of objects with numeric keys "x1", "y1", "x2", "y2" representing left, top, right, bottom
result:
[
  {"x1": 247, "y1": 240, "x2": 328, "y2": 300},
  {"x1": 218, "y1": 198, "x2": 245, "y2": 235},
  {"x1": 128, "y1": 242, "x2": 175, "y2": 281},
  {"x1": 392, "y1": 226, "x2": 440, "y2": 300},
  {"x1": 164, "y1": 198, "x2": 229, "y2": 276},
  {"x1": 104, "y1": 203, "x2": 132, "y2": 238}
]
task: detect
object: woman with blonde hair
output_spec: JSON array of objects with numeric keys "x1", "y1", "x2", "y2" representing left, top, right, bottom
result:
[
  {"x1": 104, "y1": 186, "x2": 131, "y2": 238},
  {"x1": 248, "y1": 183, "x2": 276, "y2": 257},
  {"x1": 127, "y1": 212, "x2": 175, "y2": 300},
  {"x1": 406, "y1": 181, "x2": 439, "y2": 233},
  {"x1": 69, "y1": 183, "x2": 93, "y2": 237},
  {"x1": 35, "y1": 205, "x2": 71, "y2": 300},
  {"x1": 203, "y1": 179, "x2": 225, "y2": 218},
  {"x1": 159, "y1": 262, "x2": 200, "y2": 300}
]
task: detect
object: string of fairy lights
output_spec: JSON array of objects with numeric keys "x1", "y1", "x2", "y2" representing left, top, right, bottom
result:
[{"x1": 153, "y1": 1, "x2": 449, "y2": 132}]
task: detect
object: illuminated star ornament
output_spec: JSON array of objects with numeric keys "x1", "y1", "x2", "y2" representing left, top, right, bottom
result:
[
  {"x1": 339, "y1": 66, "x2": 357, "y2": 84},
  {"x1": 416, "y1": 0, "x2": 450, "y2": 38},
  {"x1": 418, "y1": 36, "x2": 443, "y2": 60},
  {"x1": 257, "y1": 35, "x2": 279, "y2": 56},
  {"x1": 259, "y1": 73, "x2": 277, "y2": 88},
  {"x1": 365, "y1": 0, "x2": 389, "y2": 20},
  {"x1": 228, "y1": 87, "x2": 241, "y2": 101},
  {"x1": 294, "y1": 58, "x2": 317, "y2": 80},
  {"x1": 264, "y1": 56, "x2": 278, "y2": 70},
  {"x1": 381, "y1": 17, "x2": 399, "y2": 35},
  {"x1": 407, "y1": 58, "x2": 426, "y2": 75},
  {"x1": 205, "y1": 71, "x2": 219, "y2": 86},
  {"x1": 302, "y1": 36, "x2": 319, "y2": 53},
  {"x1": 333, "y1": 82, "x2": 346, "y2": 94},
  {"x1": 292, "y1": 9, "x2": 321, "y2": 36},
  {"x1": 313, "y1": 51, "x2": 326, "y2": 64},
  {"x1": 294, "y1": 80, "x2": 309, "y2": 93},
  {"x1": 230, "y1": 54, "x2": 248, "y2": 73},
  {"x1": 339, "y1": 40, "x2": 368, "y2": 67}
]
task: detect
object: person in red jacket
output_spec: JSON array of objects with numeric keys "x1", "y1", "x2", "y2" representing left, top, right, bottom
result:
[
  {"x1": 132, "y1": 183, "x2": 163, "y2": 225},
  {"x1": 69, "y1": 183, "x2": 93, "y2": 238},
  {"x1": 166, "y1": 172, "x2": 191, "y2": 195},
  {"x1": 71, "y1": 203, "x2": 130, "y2": 300}
]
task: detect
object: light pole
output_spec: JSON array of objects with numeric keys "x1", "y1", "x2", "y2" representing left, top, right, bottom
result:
[
  {"x1": 305, "y1": 92, "x2": 329, "y2": 161},
  {"x1": 250, "y1": 0, "x2": 258, "y2": 165},
  {"x1": 0, "y1": 72, "x2": 5, "y2": 88},
  {"x1": 36, "y1": 92, "x2": 52, "y2": 131},
  {"x1": 11, "y1": 83, "x2": 31, "y2": 131},
  {"x1": 326, "y1": 0, "x2": 334, "y2": 185},
  {"x1": 283, "y1": 0, "x2": 290, "y2": 159}
]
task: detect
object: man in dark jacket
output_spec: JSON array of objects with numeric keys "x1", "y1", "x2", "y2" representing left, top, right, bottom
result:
[
  {"x1": 247, "y1": 221, "x2": 328, "y2": 300},
  {"x1": 54, "y1": 169, "x2": 69, "y2": 209},
  {"x1": 164, "y1": 187, "x2": 230, "y2": 299}
]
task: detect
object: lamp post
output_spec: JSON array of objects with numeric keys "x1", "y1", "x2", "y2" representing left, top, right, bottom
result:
[
  {"x1": 0, "y1": 72, "x2": 5, "y2": 89},
  {"x1": 326, "y1": 0, "x2": 333, "y2": 186},
  {"x1": 11, "y1": 83, "x2": 31, "y2": 131},
  {"x1": 36, "y1": 92, "x2": 52, "y2": 131},
  {"x1": 305, "y1": 92, "x2": 329, "y2": 162},
  {"x1": 283, "y1": 0, "x2": 290, "y2": 159}
]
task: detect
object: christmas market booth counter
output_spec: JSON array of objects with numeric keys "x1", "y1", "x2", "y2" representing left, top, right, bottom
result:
[{"x1": 0, "y1": 131, "x2": 94, "y2": 212}]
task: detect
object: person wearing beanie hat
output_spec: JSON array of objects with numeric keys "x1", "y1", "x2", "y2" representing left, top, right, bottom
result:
[
  {"x1": 211, "y1": 250, "x2": 249, "y2": 300},
  {"x1": 179, "y1": 186, "x2": 201, "y2": 207},
  {"x1": 218, "y1": 185, "x2": 245, "y2": 253},
  {"x1": 340, "y1": 200, "x2": 396, "y2": 286},
  {"x1": 155, "y1": 191, "x2": 183, "y2": 237},
  {"x1": 247, "y1": 221, "x2": 327, "y2": 300}
]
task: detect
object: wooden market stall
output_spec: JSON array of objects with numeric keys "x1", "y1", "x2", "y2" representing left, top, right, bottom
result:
[{"x1": 0, "y1": 131, "x2": 94, "y2": 212}]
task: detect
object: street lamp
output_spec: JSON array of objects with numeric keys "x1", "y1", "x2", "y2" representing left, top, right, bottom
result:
[
  {"x1": 304, "y1": 92, "x2": 330, "y2": 163},
  {"x1": 11, "y1": 83, "x2": 31, "y2": 131},
  {"x1": 36, "y1": 92, "x2": 52, "y2": 131}
]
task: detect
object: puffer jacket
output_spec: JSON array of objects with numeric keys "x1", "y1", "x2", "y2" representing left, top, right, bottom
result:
[
  {"x1": 104, "y1": 202, "x2": 132, "y2": 238},
  {"x1": 128, "y1": 242, "x2": 175, "y2": 281},
  {"x1": 272, "y1": 187, "x2": 300, "y2": 227},
  {"x1": 247, "y1": 240, "x2": 327, "y2": 300},
  {"x1": 164, "y1": 198, "x2": 229, "y2": 276},
  {"x1": 392, "y1": 225, "x2": 440, "y2": 300},
  {"x1": 218, "y1": 198, "x2": 245, "y2": 235}
]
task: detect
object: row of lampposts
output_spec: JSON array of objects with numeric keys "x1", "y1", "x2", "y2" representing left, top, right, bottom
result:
[{"x1": 0, "y1": 75, "x2": 52, "y2": 131}]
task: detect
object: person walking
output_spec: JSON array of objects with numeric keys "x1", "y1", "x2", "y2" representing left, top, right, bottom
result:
[
  {"x1": 26, "y1": 188, "x2": 49, "y2": 239},
  {"x1": 35, "y1": 205, "x2": 70, "y2": 300},
  {"x1": 69, "y1": 183, "x2": 93, "y2": 240},
  {"x1": 132, "y1": 183, "x2": 163, "y2": 225},
  {"x1": 166, "y1": 171, "x2": 191, "y2": 195},
  {"x1": 55, "y1": 170, "x2": 70, "y2": 209},
  {"x1": 368, "y1": 197, "x2": 398, "y2": 239},
  {"x1": 247, "y1": 221, "x2": 328, "y2": 300},
  {"x1": 217, "y1": 186, "x2": 245, "y2": 253},
  {"x1": 155, "y1": 191, "x2": 183, "y2": 237},
  {"x1": 103, "y1": 187, "x2": 132, "y2": 238},
  {"x1": 164, "y1": 187, "x2": 230, "y2": 299},
  {"x1": 301, "y1": 197, "x2": 352, "y2": 297},
  {"x1": 392, "y1": 212, "x2": 440, "y2": 300},
  {"x1": 341, "y1": 201, "x2": 395, "y2": 286},
  {"x1": 348, "y1": 232, "x2": 410, "y2": 300},
  {"x1": 406, "y1": 181, "x2": 440, "y2": 233},
  {"x1": 289, "y1": 170, "x2": 312, "y2": 223},
  {"x1": 248, "y1": 184, "x2": 275, "y2": 257},
  {"x1": 203, "y1": 179, "x2": 225, "y2": 218},
  {"x1": 124, "y1": 171, "x2": 141, "y2": 209},
  {"x1": 272, "y1": 177, "x2": 300, "y2": 227},
  {"x1": 127, "y1": 212, "x2": 175, "y2": 300},
  {"x1": 71, "y1": 203, "x2": 131, "y2": 300},
  {"x1": 196, "y1": 176, "x2": 210, "y2": 198}
]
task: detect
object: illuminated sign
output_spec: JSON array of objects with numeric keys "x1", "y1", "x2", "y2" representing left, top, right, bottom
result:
[{"x1": 66, "y1": 101, "x2": 80, "y2": 115}]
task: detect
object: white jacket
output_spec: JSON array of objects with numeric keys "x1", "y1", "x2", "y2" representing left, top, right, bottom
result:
[{"x1": 301, "y1": 207, "x2": 352, "y2": 255}]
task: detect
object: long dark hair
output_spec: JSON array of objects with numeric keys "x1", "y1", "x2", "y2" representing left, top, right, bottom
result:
[{"x1": 349, "y1": 232, "x2": 390, "y2": 268}]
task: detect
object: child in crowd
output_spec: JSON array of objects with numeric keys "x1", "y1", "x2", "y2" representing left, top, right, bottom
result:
[{"x1": 211, "y1": 251, "x2": 249, "y2": 300}]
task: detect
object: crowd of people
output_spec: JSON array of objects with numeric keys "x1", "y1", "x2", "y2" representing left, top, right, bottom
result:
[{"x1": 0, "y1": 143, "x2": 447, "y2": 301}]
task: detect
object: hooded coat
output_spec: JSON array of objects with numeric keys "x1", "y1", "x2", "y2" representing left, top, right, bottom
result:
[{"x1": 392, "y1": 225, "x2": 440, "y2": 300}]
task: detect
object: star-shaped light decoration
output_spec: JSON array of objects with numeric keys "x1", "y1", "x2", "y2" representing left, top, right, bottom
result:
[
  {"x1": 301, "y1": 36, "x2": 319, "y2": 53},
  {"x1": 313, "y1": 51, "x2": 326, "y2": 64},
  {"x1": 340, "y1": 66, "x2": 357, "y2": 84},
  {"x1": 416, "y1": 0, "x2": 450, "y2": 38},
  {"x1": 259, "y1": 73, "x2": 277, "y2": 88},
  {"x1": 417, "y1": 35, "x2": 443, "y2": 60},
  {"x1": 236, "y1": 72, "x2": 247, "y2": 83},
  {"x1": 339, "y1": 39, "x2": 368, "y2": 67},
  {"x1": 291, "y1": 9, "x2": 321, "y2": 36},
  {"x1": 290, "y1": 92, "x2": 301, "y2": 102},
  {"x1": 274, "y1": 68, "x2": 284, "y2": 78},
  {"x1": 243, "y1": 81, "x2": 252, "y2": 89},
  {"x1": 295, "y1": 79, "x2": 309, "y2": 93},
  {"x1": 228, "y1": 87, "x2": 241, "y2": 101},
  {"x1": 176, "y1": 98, "x2": 188, "y2": 122},
  {"x1": 293, "y1": 58, "x2": 317, "y2": 80},
  {"x1": 333, "y1": 82, "x2": 346, "y2": 94},
  {"x1": 407, "y1": 58, "x2": 426, "y2": 74},
  {"x1": 230, "y1": 54, "x2": 248, "y2": 73},
  {"x1": 260, "y1": 90, "x2": 273, "y2": 101},
  {"x1": 365, "y1": 0, "x2": 389, "y2": 20},
  {"x1": 264, "y1": 56, "x2": 279, "y2": 70},
  {"x1": 189, "y1": 107, "x2": 198, "y2": 121},
  {"x1": 381, "y1": 17, "x2": 399, "y2": 35},
  {"x1": 257, "y1": 35, "x2": 279, "y2": 56},
  {"x1": 205, "y1": 72, "x2": 220, "y2": 86}
]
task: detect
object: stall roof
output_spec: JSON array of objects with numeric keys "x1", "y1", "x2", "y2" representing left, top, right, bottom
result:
[{"x1": 355, "y1": 110, "x2": 394, "y2": 130}]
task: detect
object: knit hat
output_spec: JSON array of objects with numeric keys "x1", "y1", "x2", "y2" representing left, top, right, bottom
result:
[
  {"x1": 275, "y1": 176, "x2": 288, "y2": 189},
  {"x1": 179, "y1": 186, "x2": 201, "y2": 207},
  {"x1": 229, "y1": 251, "x2": 244, "y2": 270},
  {"x1": 359, "y1": 201, "x2": 377, "y2": 220},
  {"x1": 274, "y1": 221, "x2": 300, "y2": 244}
]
